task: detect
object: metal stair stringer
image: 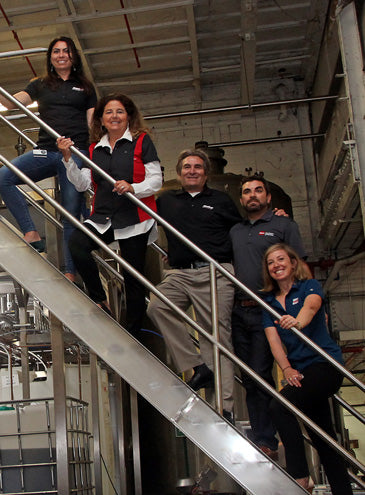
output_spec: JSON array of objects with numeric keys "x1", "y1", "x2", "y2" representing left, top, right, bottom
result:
[{"x1": 0, "y1": 217, "x2": 306, "y2": 495}]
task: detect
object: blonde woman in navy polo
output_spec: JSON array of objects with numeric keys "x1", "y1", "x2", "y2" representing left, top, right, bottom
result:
[{"x1": 262, "y1": 243, "x2": 352, "y2": 495}]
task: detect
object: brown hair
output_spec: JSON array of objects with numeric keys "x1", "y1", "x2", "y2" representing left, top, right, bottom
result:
[
  {"x1": 90, "y1": 93, "x2": 150, "y2": 142},
  {"x1": 240, "y1": 174, "x2": 271, "y2": 195},
  {"x1": 262, "y1": 243, "x2": 309, "y2": 292},
  {"x1": 176, "y1": 149, "x2": 211, "y2": 175},
  {"x1": 42, "y1": 36, "x2": 94, "y2": 94}
]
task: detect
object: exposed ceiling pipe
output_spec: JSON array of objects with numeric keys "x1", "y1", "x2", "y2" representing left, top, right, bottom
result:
[
  {"x1": 0, "y1": 3, "x2": 37, "y2": 77},
  {"x1": 4, "y1": 94, "x2": 338, "y2": 123},
  {"x1": 144, "y1": 95, "x2": 338, "y2": 120},
  {"x1": 120, "y1": 0, "x2": 141, "y2": 68},
  {"x1": 208, "y1": 133, "x2": 325, "y2": 148}
]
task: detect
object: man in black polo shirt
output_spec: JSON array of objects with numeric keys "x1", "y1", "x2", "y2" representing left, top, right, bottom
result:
[
  {"x1": 147, "y1": 149, "x2": 242, "y2": 419},
  {"x1": 230, "y1": 175, "x2": 306, "y2": 457}
]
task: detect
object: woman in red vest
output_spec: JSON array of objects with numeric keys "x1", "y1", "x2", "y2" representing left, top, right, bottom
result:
[{"x1": 57, "y1": 93, "x2": 162, "y2": 336}]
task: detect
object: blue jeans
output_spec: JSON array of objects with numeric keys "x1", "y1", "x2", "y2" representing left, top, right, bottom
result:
[
  {"x1": 0, "y1": 149, "x2": 87, "y2": 274},
  {"x1": 232, "y1": 305, "x2": 278, "y2": 450}
]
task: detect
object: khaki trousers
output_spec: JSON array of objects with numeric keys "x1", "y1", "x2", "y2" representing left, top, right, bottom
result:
[{"x1": 147, "y1": 263, "x2": 235, "y2": 411}]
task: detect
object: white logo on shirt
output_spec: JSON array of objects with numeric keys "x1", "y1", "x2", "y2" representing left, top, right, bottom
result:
[
  {"x1": 292, "y1": 298, "x2": 299, "y2": 305},
  {"x1": 72, "y1": 87, "x2": 84, "y2": 92},
  {"x1": 202, "y1": 205, "x2": 213, "y2": 210}
]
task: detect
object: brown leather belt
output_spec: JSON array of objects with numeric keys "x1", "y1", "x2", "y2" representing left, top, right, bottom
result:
[{"x1": 236, "y1": 299, "x2": 259, "y2": 307}]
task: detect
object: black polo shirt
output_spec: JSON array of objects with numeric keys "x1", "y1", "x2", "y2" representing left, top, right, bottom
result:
[
  {"x1": 157, "y1": 186, "x2": 242, "y2": 267},
  {"x1": 230, "y1": 209, "x2": 306, "y2": 296},
  {"x1": 25, "y1": 77, "x2": 97, "y2": 151}
]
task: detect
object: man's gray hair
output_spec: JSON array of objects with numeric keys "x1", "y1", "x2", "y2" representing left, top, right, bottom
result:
[{"x1": 176, "y1": 149, "x2": 211, "y2": 175}]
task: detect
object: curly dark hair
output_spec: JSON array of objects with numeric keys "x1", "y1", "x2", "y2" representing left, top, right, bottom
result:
[{"x1": 90, "y1": 93, "x2": 150, "y2": 142}]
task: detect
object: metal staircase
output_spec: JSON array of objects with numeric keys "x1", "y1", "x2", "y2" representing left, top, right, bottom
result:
[
  {"x1": 0, "y1": 83, "x2": 363, "y2": 495},
  {"x1": 0, "y1": 217, "x2": 308, "y2": 495}
]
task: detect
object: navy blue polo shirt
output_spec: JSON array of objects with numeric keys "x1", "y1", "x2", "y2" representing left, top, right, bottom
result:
[
  {"x1": 262, "y1": 279, "x2": 343, "y2": 372},
  {"x1": 230, "y1": 210, "x2": 306, "y2": 296}
]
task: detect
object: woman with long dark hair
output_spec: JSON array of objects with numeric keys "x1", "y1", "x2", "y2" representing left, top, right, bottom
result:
[
  {"x1": 261, "y1": 243, "x2": 353, "y2": 494},
  {"x1": 0, "y1": 36, "x2": 96, "y2": 280},
  {"x1": 57, "y1": 93, "x2": 162, "y2": 336}
]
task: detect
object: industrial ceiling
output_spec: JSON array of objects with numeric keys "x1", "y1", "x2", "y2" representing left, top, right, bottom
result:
[{"x1": 0, "y1": 0, "x2": 331, "y2": 113}]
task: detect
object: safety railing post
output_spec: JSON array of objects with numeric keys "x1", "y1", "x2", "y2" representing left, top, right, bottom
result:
[
  {"x1": 0, "y1": 150, "x2": 364, "y2": 476},
  {"x1": 0, "y1": 85, "x2": 364, "y2": 481},
  {"x1": 209, "y1": 262, "x2": 223, "y2": 414}
]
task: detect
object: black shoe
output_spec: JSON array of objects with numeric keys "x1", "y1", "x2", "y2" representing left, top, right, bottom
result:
[
  {"x1": 223, "y1": 409, "x2": 235, "y2": 425},
  {"x1": 29, "y1": 239, "x2": 46, "y2": 253},
  {"x1": 186, "y1": 364, "x2": 214, "y2": 391}
]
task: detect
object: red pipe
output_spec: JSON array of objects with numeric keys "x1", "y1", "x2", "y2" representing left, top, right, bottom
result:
[
  {"x1": 0, "y1": 3, "x2": 37, "y2": 77},
  {"x1": 120, "y1": 0, "x2": 141, "y2": 68}
]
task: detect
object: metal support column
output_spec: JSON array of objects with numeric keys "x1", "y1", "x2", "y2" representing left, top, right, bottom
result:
[
  {"x1": 337, "y1": 1, "x2": 365, "y2": 232},
  {"x1": 109, "y1": 372, "x2": 128, "y2": 495},
  {"x1": 90, "y1": 352, "x2": 102, "y2": 494},
  {"x1": 15, "y1": 284, "x2": 30, "y2": 400},
  {"x1": 296, "y1": 104, "x2": 322, "y2": 255},
  {"x1": 50, "y1": 313, "x2": 70, "y2": 495},
  {"x1": 130, "y1": 387, "x2": 142, "y2": 495},
  {"x1": 44, "y1": 194, "x2": 63, "y2": 271}
]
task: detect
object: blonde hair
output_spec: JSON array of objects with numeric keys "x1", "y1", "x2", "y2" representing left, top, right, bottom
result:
[{"x1": 262, "y1": 243, "x2": 309, "y2": 292}]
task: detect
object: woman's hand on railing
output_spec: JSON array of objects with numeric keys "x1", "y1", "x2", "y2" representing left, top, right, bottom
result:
[
  {"x1": 283, "y1": 366, "x2": 304, "y2": 387},
  {"x1": 56, "y1": 136, "x2": 73, "y2": 163},
  {"x1": 276, "y1": 314, "x2": 301, "y2": 330},
  {"x1": 113, "y1": 180, "x2": 134, "y2": 195}
]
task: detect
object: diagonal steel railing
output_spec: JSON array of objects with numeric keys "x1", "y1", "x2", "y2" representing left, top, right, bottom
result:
[
  {"x1": 0, "y1": 217, "x2": 310, "y2": 495},
  {"x1": 0, "y1": 86, "x2": 364, "y2": 478},
  {"x1": 0, "y1": 86, "x2": 363, "y2": 388},
  {"x1": 0, "y1": 115, "x2": 64, "y2": 230},
  {"x1": 0, "y1": 158, "x2": 364, "y2": 482}
]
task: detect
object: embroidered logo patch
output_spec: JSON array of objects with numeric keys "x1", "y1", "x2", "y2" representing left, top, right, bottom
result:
[
  {"x1": 259, "y1": 231, "x2": 274, "y2": 236},
  {"x1": 202, "y1": 205, "x2": 213, "y2": 210},
  {"x1": 292, "y1": 298, "x2": 299, "y2": 305},
  {"x1": 72, "y1": 86, "x2": 84, "y2": 91}
]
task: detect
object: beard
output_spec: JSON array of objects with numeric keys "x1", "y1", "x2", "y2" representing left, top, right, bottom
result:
[{"x1": 244, "y1": 199, "x2": 267, "y2": 212}]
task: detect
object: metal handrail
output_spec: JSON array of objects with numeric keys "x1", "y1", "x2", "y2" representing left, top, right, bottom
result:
[
  {"x1": 0, "y1": 115, "x2": 63, "y2": 229},
  {"x1": 0, "y1": 85, "x2": 362, "y2": 390},
  {"x1": 0, "y1": 157, "x2": 364, "y2": 479},
  {"x1": 333, "y1": 394, "x2": 365, "y2": 426},
  {"x1": 0, "y1": 48, "x2": 47, "y2": 59},
  {"x1": 0, "y1": 87, "x2": 364, "y2": 476},
  {"x1": 1, "y1": 153, "x2": 363, "y2": 477}
]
